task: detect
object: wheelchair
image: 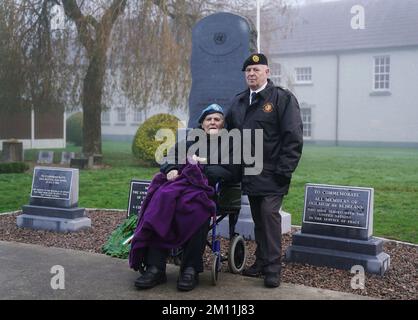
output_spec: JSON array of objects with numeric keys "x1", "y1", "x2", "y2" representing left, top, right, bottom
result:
[{"x1": 172, "y1": 182, "x2": 247, "y2": 285}]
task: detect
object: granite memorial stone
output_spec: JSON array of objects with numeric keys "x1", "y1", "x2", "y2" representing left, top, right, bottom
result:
[
  {"x1": 186, "y1": 13, "x2": 267, "y2": 239},
  {"x1": 70, "y1": 157, "x2": 88, "y2": 169},
  {"x1": 2, "y1": 140, "x2": 23, "y2": 162},
  {"x1": 60, "y1": 152, "x2": 75, "y2": 165},
  {"x1": 127, "y1": 180, "x2": 150, "y2": 217},
  {"x1": 37, "y1": 151, "x2": 54, "y2": 164},
  {"x1": 286, "y1": 184, "x2": 390, "y2": 275},
  {"x1": 17, "y1": 167, "x2": 90, "y2": 232},
  {"x1": 188, "y1": 12, "x2": 256, "y2": 128}
]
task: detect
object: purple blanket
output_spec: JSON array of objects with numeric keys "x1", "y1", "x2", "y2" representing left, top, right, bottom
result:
[{"x1": 129, "y1": 163, "x2": 216, "y2": 271}]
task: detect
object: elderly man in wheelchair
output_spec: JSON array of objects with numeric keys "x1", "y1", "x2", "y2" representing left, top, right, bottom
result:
[{"x1": 129, "y1": 104, "x2": 245, "y2": 292}]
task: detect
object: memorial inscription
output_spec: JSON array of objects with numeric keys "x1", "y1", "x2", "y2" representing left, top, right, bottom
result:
[
  {"x1": 302, "y1": 184, "x2": 373, "y2": 240},
  {"x1": 18, "y1": 166, "x2": 89, "y2": 232},
  {"x1": 127, "y1": 180, "x2": 151, "y2": 217},
  {"x1": 304, "y1": 184, "x2": 371, "y2": 229},
  {"x1": 286, "y1": 183, "x2": 390, "y2": 275},
  {"x1": 31, "y1": 169, "x2": 72, "y2": 200}
]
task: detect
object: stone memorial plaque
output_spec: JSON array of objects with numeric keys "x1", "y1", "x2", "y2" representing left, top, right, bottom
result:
[
  {"x1": 37, "y1": 151, "x2": 54, "y2": 164},
  {"x1": 29, "y1": 167, "x2": 79, "y2": 208},
  {"x1": 127, "y1": 180, "x2": 151, "y2": 217},
  {"x1": 2, "y1": 140, "x2": 23, "y2": 162},
  {"x1": 188, "y1": 12, "x2": 255, "y2": 128},
  {"x1": 61, "y1": 152, "x2": 75, "y2": 165},
  {"x1": 302, "y1": 184, "x2": 373, "y2": 240},
  {"x1": 18, "y1": 166, "x2": 89, "y2": 232},
  {"x1": 285, "y1": 183, "x2": 389, "y2": 275}
]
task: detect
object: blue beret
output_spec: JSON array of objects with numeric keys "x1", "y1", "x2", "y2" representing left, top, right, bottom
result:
[{"x1": 198, "y1": 104, "x2": 224, "y2": 124}]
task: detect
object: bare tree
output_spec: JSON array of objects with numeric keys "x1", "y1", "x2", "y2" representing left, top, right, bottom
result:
[{"x1": 1, "y1": 0, "x2": 292, "y2": 157}]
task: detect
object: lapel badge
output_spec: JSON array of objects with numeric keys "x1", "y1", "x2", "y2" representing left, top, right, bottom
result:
[{"x1": 263, "y1": 103, "x2": 274, "y2": 113}]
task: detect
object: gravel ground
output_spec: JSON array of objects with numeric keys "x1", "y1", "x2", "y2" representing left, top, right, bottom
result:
[{"x1": 1, "y1": 209, "x2": 416, "y2": 300}]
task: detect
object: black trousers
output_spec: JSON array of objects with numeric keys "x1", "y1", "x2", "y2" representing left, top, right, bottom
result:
[
  {"x1": 248, "y1": 195, "x2": 283, "y2": 274},
  {"x1": 146, "y1": 218, "x2": 210, "y2": 273}
]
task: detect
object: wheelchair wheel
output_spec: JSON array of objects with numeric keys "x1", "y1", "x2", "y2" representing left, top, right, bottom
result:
[
  {"x1": 228, "y1": 235, "x2": 247, "y2": 274},
  {"x1": 211, "y1": 254, "x2": 221, "y2": 286}
]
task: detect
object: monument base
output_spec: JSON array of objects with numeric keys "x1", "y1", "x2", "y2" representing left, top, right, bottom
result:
[
  {"x1": 22, "y1": 205, "x2": 85, "y2": 219},
  {"x1": 285, "y1": 231, "x2": 390, "y2": 275},
  {"x1": 17, "y1": 214, "x2": 91, "y2": 232},
  {"x1": 218, "y1": 197, "x2": 291, "y2": 240}
]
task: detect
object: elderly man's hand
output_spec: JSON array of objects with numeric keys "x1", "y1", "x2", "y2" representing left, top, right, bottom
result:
[{"x1": 167, "y1": 170, "x2": 179, "y2": 181}]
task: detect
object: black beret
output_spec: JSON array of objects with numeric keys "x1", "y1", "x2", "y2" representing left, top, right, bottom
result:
[{"x1": 242, "y1": 53, "x2": 268, "y2": 71}]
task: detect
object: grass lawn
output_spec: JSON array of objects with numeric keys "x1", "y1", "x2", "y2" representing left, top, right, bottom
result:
[{"x1": 1, "y1": 142, "x2": 417, "y2": 244}]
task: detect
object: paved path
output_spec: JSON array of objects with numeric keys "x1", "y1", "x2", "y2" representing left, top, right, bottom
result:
[{"x1": 0, "y1": 241, "x2": 373, "y2": 300}]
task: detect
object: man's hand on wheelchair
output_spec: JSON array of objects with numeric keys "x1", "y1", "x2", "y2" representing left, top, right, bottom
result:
[{"x1": 167, "y1": 170, "x2": 179, "y2": 181}]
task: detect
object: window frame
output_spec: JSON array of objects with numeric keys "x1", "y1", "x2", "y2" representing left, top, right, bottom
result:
[
  {"x1": 372, "y1": 55, "x2": 390, "y2": 92},
  {"x1": 295, "y1": 67, "x2": 312, "y2": 84},
  {"x1": 300, "y1": 106, "x2": 312, "y2": 139},
  {"x1": 269, "y1": 62, "x2": 282, "y2": 85},
  {"x1": 101, "y1": 110, "x2": 111, "y2": 126},
  {"x1": 116, "y1": 107, "x2": 127, "y2": 125}
]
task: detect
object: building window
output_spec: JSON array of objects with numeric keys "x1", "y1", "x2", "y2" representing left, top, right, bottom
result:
[
  {"x1": 117, "y1": 108, "x2": 126, "y2": 123},
  {"x1": 101, "y1": 111, "x2": 110, "y2": 125},
  {"x1": 269, "y1": 62, "x2": 281, "y2": 85},
  {"x1": 374, "y1": 56, "x2": 390, "y2": 91},
  {"x1": 295, "y1": 67, "x2": 312, "y2": 84},
  {"x1": 300, "y1": 108, "x2": 312, "y2": 138},
  {"x1": 133, "y1": 110, "x2": 143, "y2": 123}
]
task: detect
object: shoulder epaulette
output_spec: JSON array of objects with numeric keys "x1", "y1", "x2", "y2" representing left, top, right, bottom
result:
[{"x1": 276, "y1": 85, "x2": 295, "y2": 96}]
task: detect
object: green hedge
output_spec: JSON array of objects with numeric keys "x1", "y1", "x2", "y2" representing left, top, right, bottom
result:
[
  {"x1": 66, "y1": 112, "x2": 83, "y2": 146},
  {"x1": 0, "y1": 162, "x2": 29, "y2": 174},
  {"x1": 132, "y1": 113, "x2": 182, "y2": 167}
]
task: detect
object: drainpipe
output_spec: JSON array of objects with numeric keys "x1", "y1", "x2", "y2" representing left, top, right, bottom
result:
[
  {"x1": 63, "y1": 111, "x2": 66, "y2": 148},
  {"x1": 335, "y1": 54, "x2": 340, "y2": 146},
  {"x1": 31, "y1": 107, "x2": 35, "y2": 149}
]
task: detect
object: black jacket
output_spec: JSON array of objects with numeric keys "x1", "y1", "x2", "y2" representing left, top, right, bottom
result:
[
  {"x1": 226, "y1": 79, "x2": 303, "y2": 195},
  {"x1": 160, "y1": 133, "x2": 239, "y2": 187}
]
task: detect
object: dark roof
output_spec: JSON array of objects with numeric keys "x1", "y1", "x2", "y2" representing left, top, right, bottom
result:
[{"x1": 268, "y1": 0, "x2": 418, "y2": 55}]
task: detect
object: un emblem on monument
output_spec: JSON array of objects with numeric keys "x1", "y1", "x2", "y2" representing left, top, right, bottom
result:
[{"x1": 214, "y1": 32, "x2": 227, "y2": 45}]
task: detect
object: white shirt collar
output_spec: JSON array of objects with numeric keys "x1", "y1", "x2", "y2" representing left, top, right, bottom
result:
[{"x1": 250, "y1": 81, "x2": 268, "y2": 96}]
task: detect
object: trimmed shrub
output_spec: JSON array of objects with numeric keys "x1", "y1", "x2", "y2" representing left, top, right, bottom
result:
[
  {"x1": 0, "y1": 162, "x2": 29, "y2": 174},
  {"x1": 66, "y1": 112, "x2": 83, "y2": 146},
  {"x1": 132, "y1": 113, "x2": 183, "y2": 167}
]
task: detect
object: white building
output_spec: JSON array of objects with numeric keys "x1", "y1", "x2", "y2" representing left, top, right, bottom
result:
[
  {"x1": 101, "y1": 0, "x2": 418, "y2": 146},
  {"x1": 267, "y1": 0, "x2": 418, "y2": 146},
  {"x1": 101, "y1": 105, "x2": 187, "y2": 142}
]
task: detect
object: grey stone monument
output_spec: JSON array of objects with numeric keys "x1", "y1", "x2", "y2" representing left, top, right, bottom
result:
[
  {"x1": 187, "y1": 12, "x2": 287, "y2": 239},
  {"x1": 17, "y1": 167, "x2": 91, "y2": 232},
  {"x1": 2, "y1": 140, "x2": 23, "y2": 162},
  {"x1": 188, "y1": 12, "x2": 256, "y2": 128},
  {"x1": 60, "y1": 152, "x2": 75, "y2": 165},
  {"x1": 127, "y1": 179, "x2": 150, "y2": 217},
  {"x1": 285, "y1": 183, "x2": 390, "y2": 275},
  {"x1": 37, "y1": 151, "x2": 54, "y2": 164}
]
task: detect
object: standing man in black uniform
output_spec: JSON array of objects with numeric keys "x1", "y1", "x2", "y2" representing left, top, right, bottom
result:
[{"x1": 226, "y1": 53, "x2": 303, "y2": 288}]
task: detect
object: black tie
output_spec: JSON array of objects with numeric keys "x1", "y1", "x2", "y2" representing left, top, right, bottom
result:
[{"x1": 250, "y1": 92, "x2": 257, "y2": 104}]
